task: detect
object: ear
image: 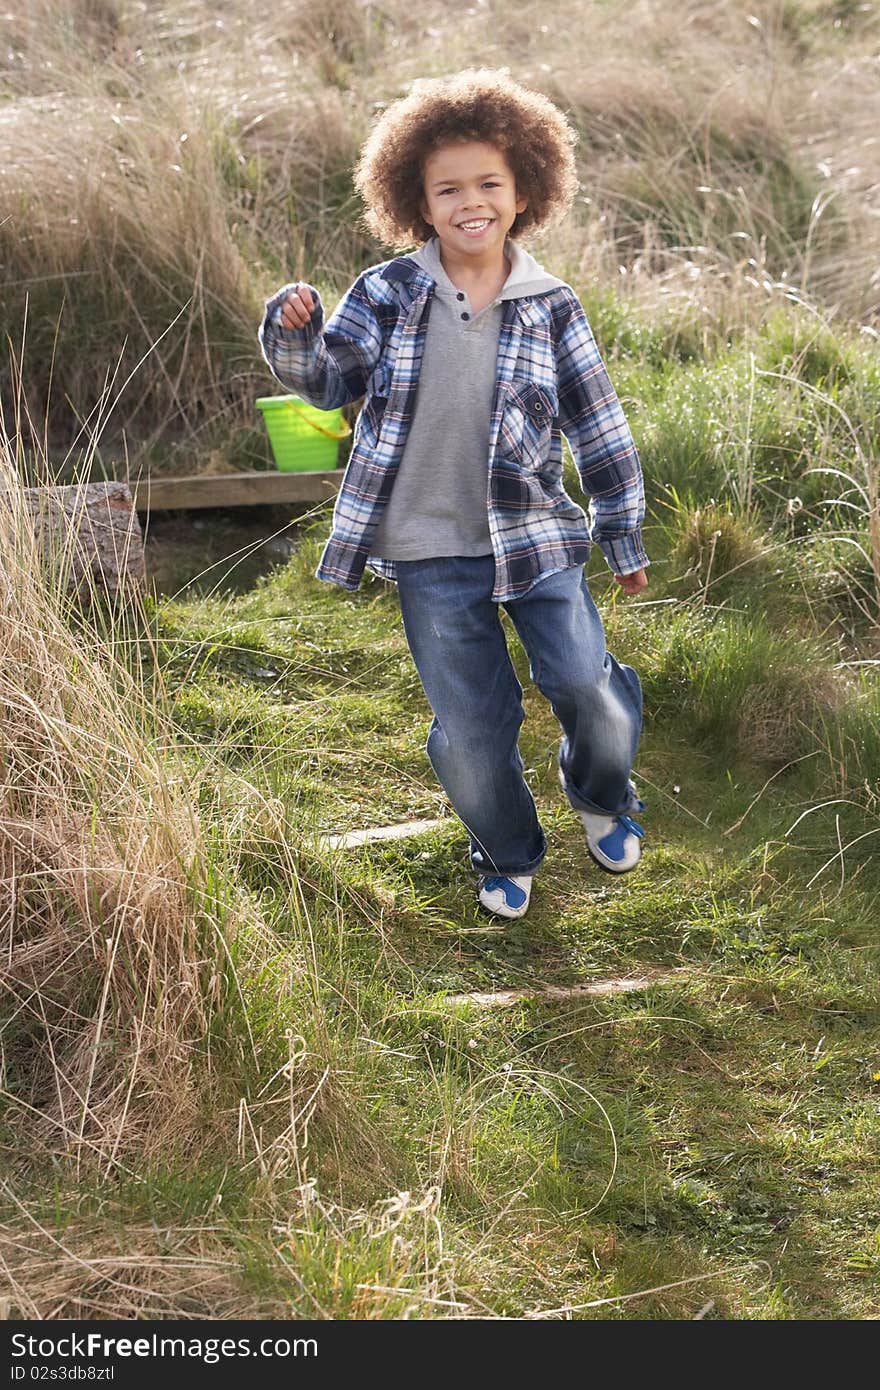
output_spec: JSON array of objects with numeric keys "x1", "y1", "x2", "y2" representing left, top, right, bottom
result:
[
  {"x1": 419, "y1": 198, "x2": 433, "y2": 227},
  {"x1": 515, "y1": 194, "x2": 528, "y2": 214}
]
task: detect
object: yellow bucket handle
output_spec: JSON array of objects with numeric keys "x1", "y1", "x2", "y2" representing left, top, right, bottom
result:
[{"x1": 289, "y1": 401, "x2": 352, "y2": 442}]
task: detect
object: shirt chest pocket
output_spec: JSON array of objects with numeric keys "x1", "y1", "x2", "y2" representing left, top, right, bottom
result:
[
  {"x1": 499, "y1": 381, "x2": 558, "y2": 470},
  {"x1": 363, "y1": 363, "x2": 393, "y2": 436}
]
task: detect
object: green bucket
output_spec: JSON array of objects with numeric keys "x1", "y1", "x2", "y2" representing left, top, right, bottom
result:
[{"x1": 255, "y1": 395, "x2": 352, "y2": 472}]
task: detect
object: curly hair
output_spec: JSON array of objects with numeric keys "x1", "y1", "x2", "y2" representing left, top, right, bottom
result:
[{"x1": 353, "y1": 68, "x2": 580, "y2": 252}]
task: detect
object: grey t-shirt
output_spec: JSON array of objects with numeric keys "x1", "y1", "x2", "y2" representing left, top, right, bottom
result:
[{"x1": 369, "y1": 236, "x2": 564, "y2": 561}]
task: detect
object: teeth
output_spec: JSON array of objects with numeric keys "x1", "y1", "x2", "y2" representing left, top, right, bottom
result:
[{"x1": 460, "y1": 219, "x2": 491, "y2": 229}]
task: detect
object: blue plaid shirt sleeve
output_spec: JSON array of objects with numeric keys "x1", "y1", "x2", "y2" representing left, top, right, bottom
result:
[
  {"x1": 555, "y1": 290, "x2": 649, "y2": 576},
  {"x1": 257, "y1": 273, "x2": 384, "y2": 411}
]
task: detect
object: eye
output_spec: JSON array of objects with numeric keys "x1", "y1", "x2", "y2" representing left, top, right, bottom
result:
[{"x1": 437, "y1": 181, "x2": 501, "y2": 194}]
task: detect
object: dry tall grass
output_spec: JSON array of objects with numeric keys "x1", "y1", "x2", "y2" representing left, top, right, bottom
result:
[
  {"x1": 1, "y1": 0, "x2": 877, "y2": 470},
  {"x1": 0, "y1": 370, "x2": 236, "y2": 1171},
  {"x1": 0, "y1": 1211, "x2": 283, "y2": 1319},
  {"x1": 0, "y1": 367, "x2": 370, "y2": 1200}
]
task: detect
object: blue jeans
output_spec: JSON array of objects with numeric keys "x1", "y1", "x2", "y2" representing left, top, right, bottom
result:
[{"x1": 395, "y1": 555, "x2": 643, "y2": 878}]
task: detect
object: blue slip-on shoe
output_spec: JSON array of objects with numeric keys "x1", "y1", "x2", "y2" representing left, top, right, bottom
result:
[
  {"x1": 477, "y1": 873, "x2": 533, "y2": 919},
  {"x1": 558, "y1": 766, "x2": 646, "y2": 873},
  {"x1": 579, "y1": 810, "x2": 644, "y2": 873}
]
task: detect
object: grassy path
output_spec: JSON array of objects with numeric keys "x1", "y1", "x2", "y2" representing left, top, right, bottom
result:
[{"x1": 134, "y1": 534, "x2": 880, "y2": 1319}]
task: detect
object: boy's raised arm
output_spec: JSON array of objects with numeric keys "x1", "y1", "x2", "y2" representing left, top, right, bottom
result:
[
  {"x1": 258, "y1": 271, "x2": 384, "y2": 411},
  {"x1": 554, "y1": 290, "x2": 649, "y2": 579}
]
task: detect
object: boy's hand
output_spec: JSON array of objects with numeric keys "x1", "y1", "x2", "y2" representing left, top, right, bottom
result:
[
  {"x1": 278, "y1": 283, "x2": 315, "y2": 330},
  {"x1": 613, "y1": 568, "x2": 648, "y2": 595}
]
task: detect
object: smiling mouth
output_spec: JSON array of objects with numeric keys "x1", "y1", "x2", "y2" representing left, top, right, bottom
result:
[{"x1": 457, "y1": 218, "x2": 494, "y2": 234}]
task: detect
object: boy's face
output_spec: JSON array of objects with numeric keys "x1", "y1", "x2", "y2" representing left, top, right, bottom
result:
[{"x1": 419, "y1": 141, "x2": 528, "y2": 262}]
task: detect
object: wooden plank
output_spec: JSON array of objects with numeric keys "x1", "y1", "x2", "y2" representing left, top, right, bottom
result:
[
  {"x1": 318, "y1": 819, "x2": 449, "y2": 850},
  {"x1": 129, "y1": 470, "x2": 343, "y2": 512},
  {"x1": 444, "y1": 971, "x2": 678, "y2": 1009}
]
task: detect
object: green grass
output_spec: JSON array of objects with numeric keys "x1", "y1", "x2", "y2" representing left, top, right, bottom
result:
[
  {"x1": 3, "y1": 0, "x2": 880, "y2": 1317},
  {"x1": 15, "y1": 421, "x2": 866, "y2": 1317},
  {"x1": 50, "y1": 295, "x2": 860, "y2": 1321}
]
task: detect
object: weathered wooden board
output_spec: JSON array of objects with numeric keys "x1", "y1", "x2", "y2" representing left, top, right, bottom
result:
[
  {"x1": 2, "y1": 481, "x2": 145, "y2": 596},
  {"x1": 129, "y1": 470, "x2": 343, "y2": 513},
  {"x1": 443, "y1": 972, "x2": 677, "y2": 1009},
  {"x1": 319, "y1": 819, "x2": 448, "y2": 850}
]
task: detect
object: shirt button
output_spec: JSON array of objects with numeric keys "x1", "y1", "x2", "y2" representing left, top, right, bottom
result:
[
  {"x1": 461, "y1": 311, "x2": 470, "y2": 320},
  {"x1": 456, "y1": 292, "x2": 465, "y2": 301}
]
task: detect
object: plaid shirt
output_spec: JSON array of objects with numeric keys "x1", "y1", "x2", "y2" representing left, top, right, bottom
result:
[{"x1": 258, "y1": 252, "x2": 648, "y2": 602}]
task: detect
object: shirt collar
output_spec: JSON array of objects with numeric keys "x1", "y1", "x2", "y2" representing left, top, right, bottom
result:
[{"x1": 406, "y1": 235, "x2": 565, "y2": 300}]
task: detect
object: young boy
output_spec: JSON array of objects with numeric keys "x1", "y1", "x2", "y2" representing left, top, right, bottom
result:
[{"x1": 258, "y1": 69, "x2": 649, "y2": 921}]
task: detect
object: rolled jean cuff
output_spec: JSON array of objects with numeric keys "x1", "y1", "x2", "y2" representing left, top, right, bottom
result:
[
  {"x1": 559, "y1": 756, "x2": 642, "y2": 819},
  {"x1": 471, "y1": 827, "x2": 547, "y2": 879}
]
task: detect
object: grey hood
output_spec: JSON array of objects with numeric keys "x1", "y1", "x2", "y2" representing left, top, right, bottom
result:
[{"x1": 408, "y1": 234, "x2": 566, "y2": 300}]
